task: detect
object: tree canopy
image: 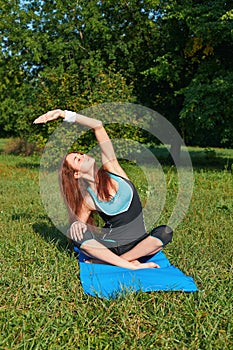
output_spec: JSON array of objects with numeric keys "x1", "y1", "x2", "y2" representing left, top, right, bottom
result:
[{"x1": 0, "y1": 0, "x2": 232, "y2": 148}]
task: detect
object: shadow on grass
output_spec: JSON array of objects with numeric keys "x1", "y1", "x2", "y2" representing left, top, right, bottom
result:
[
  {"x1": 188, "y1": 149, "x2": 233, "y2": 171},
  {"x1": 16, "y1": 162, "x2": 40, "y2": 169},
  {"x1": 10, "y1": 209, "x2": 72, "y2": 253},
  {"x1": 32, "y1": 220, "x2": 73, "y2": 255},
  {"x1": 12, "y1": 213, "x2": 48, "y2": 221},
  {"x1": 150, "y1": 146, "x2": 233, "y2": 171}
]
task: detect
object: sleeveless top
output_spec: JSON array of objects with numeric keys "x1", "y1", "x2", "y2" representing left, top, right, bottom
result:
[
  {"x1": 87, "y1": 172, "x2": 146, "y2": 246},
  {"x1": 87, "y1": 172, "x2": 133, "y2": 215}
]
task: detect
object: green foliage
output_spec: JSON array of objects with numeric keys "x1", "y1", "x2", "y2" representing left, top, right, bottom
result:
[
  {"x1": 0, "y1": 0, "x2": 232, "y2": 148},
  {"x1": 141, "y1": 0, "x2": 233, "y2": 147},
  {"x1": 179, "y1": 69, "x2": 233, "y2": 147},
  {"x1": 0, "y1": 0, "x2": 136, "y2": 144}
]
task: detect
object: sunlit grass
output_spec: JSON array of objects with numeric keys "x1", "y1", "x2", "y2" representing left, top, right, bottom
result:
[{"x1": 0, "y1": 146, "x2": 232, "y2": 349}]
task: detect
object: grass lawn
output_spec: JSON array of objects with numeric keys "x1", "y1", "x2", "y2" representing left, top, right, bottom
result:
[{"x1": 0, "y1": 143, "x2": 232, "y2": 349}]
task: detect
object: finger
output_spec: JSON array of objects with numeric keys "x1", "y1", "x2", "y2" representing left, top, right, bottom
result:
[
  {"x1": 82, "y1": 224, "x2": 87, "y2": 233},
  {"x1": 33, "y1": 110, "x2": 57, "y2": 124},
  {"x1": 70, "y1": 226, "x2": 77, "y2": 240},
  {"x1": 33, "y1": 116, "x2": 45, "y2": 124},
  {"x1": 69, "y1": 227, "x2": 75, "y2": 240},
  {"x1": 70, "y1": 230, "x2": 81, "y2": 242},
  {"x1": 79, "y1": 230, "x2": 84, "y2": 240},
  {"x1": 33, "y1": 114, "x2": 48, "y2": 124},
  {"x1": 70, "y1": 225, "x2": 79, "y2": 240},
  {"x1": 73, "y1": 224, "x2": 84, "y2": 241}
]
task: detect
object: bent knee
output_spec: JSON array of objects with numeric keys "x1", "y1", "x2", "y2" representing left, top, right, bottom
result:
[{"x1": 150, "y1": 225, "x2": 173, "y2": 246}]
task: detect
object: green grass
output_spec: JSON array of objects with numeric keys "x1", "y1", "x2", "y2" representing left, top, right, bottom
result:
[{"x1": 0, "y1": 144, "x2": 233, "y2": 349}]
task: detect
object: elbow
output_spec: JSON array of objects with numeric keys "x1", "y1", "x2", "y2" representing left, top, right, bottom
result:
[{"x1": 94, "y1": 121, "x2": 103, "y2": 130}]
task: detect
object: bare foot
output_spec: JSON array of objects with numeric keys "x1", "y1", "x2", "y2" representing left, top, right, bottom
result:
[
  {"x1": 128, "y1": 260, "x2": 160, "y2": 268},
  {"x1": 130, "y1": 260, "x2": 141, "y2": 266},
  {"x1": 134, "y1": 262, "x2": 160, "y2": 269}
]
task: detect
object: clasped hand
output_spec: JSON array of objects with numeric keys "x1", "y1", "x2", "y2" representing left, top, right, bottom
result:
[{"x1": 33, "y1": 109, "x2": 65, "y2": 124}]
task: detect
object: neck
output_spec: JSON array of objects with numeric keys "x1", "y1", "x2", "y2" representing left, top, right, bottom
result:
[{"x1": 81, "y1": 164, "x2": 99, "y2": 191}]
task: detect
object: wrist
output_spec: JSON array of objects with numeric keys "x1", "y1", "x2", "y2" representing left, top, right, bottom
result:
[
  {"x1": 64, "y1": 110, "x2": 77, "y2": 122},
  {"x1": 60, "y1": 110, "x2": 66, "y2": 119}
]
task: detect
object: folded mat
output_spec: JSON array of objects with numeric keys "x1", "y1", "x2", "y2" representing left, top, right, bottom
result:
[{"x1": 76, "y1": 249, "x2": 198, "y2": 299}]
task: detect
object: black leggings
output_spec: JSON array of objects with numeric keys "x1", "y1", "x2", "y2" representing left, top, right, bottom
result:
[
  {"x1": 74, "y1": 225, "x2": 173, "y2": 256},
  {"x1": 109, "y1": 225, "x2": 173, "y2": 255}
]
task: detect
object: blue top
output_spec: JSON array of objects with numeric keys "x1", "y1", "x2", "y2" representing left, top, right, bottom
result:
[{"x1": 87, "y1": 172, "x2": 133, "y2": 216}]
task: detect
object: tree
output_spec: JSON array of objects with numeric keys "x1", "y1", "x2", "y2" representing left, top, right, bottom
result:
[
  {"x1": 0, "y1": 0, "x2": 136, "y2": 144},
  {"x1": 141, "y1": 0, "x2": 233, "y2": 148}
]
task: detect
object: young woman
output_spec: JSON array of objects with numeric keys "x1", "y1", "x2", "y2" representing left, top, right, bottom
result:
[{"x1": 34, "y1": 109, "x2": 173, "y2": 270}]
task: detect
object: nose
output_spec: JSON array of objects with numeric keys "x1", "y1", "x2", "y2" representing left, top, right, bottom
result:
[
  {"x1": 78, "y1": 153, "x2": 85, "y2": 159},
  {"x1": 75, "y1": 153, "x2": 86, "y2": 163}
]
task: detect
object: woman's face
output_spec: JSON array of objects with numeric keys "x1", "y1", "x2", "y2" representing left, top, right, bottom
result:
[{"x1": 66, "y1": 152, "x2": 95, "y2": 175}]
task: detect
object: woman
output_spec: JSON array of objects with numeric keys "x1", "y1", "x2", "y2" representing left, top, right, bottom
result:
[{"x1": 34, "y1": 109, "x2": 173, "y2": 270}]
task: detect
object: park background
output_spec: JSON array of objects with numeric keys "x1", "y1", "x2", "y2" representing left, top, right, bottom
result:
[{"x1": 0, "y1": 1, "x2": 232, "y2": 349}]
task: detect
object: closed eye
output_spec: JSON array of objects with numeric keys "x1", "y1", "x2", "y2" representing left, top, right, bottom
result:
[{"x1": 74, "y1": 155, "x2": 81, "y2": 162}]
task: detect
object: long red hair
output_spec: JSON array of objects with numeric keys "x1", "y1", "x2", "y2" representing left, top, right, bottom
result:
[{"x1": 59, "y1": 154, "x2": 113, "y2": 225}]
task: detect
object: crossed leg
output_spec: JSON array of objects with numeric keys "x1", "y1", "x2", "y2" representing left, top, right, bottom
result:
[
  {"x1": 120, "y1": 225, "x2": 173, "y2": 262},
  {"x1": 81, "y1": 225, "x2": 173, "y2": 266},
  {"x1": 82, "y1": 236, "x2": 162, "y2": 265},
  {"x1": 120, "y1": 236, "x2": 163, "y2": 262}
]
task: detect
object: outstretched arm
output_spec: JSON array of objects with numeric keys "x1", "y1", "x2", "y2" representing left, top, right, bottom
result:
[{"x1": 33, "y1": 109, "x2": 128, "y2": 178}]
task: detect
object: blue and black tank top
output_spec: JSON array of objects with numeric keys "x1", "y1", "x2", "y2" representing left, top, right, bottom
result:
[{"x1": 87, "y1": 172, "x2": 146, "y2": 246}]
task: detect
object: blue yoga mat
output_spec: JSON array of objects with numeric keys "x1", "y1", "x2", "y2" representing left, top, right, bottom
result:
[{"x1": 75, "y1": 249, "x2": 198, "y2": 299}]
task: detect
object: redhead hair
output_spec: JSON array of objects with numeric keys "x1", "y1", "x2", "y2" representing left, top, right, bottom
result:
[{"x1": 59, "y1": 154, "x2": 113, "y2": 225}]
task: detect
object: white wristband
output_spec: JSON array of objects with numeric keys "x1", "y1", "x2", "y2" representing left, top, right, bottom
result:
[{"x1": 64, "y1": 110, "x2": 77, "y2": 123}]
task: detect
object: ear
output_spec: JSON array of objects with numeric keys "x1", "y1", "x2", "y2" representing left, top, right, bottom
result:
[{"x1": 74, "y1": 171, "x2": 79, "y2": 179}]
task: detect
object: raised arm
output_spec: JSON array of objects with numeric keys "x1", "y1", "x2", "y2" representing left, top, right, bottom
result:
[{"x1": 34, "y1": 109, "x2": 128, "y2": 178}]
